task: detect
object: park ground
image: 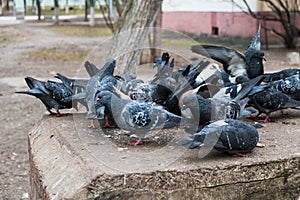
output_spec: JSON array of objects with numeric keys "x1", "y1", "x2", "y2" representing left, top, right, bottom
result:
[{"x1": 0, "y1": 21, "x2": 299, "y2": 199}]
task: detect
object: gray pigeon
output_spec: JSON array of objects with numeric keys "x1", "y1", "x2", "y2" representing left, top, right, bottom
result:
[
  {"x1": 271, "y1": 73, "x2": 300, "y2": 101},
  {"x1": 191, "y1": 23, "x2": 265, "y2": 83},
  {"x1": 83, "y1": 59, "x2": 116, "y2": 128},
  {"x1": 95, "y1": 90, "x2": 182, "y2": 145},
  {"x1": 180, "y1": 93, "x2": 250, "y2": 133},
  {"x1": 249, "y1": 87, "x2": 300, "y2": 122},
  {"x1": 152, "y1": 52, "x2": 170, "y2": 74},
  {"x1": 244, "y1": 22, "x2": 265, "y2": 79},
  {"x1": 212, "y1": 75, "x2": 268, "y2": 101},
  {"x1": 54, "y1": 73, "x2": 88, "y2": 108},
  {"x1": 120, "y1": 72, "x2": 144, "y2": 95},
  {"x1": 16, "y1": 77, "x2": 75, "y2": 116},
  {"x1": 180, "y1": 75, "x2": 268, "y2": 132},
  {"x1": 177, "y1": 119, "x2": 259, "y2": 156},
  {"x1": 263, "y1": 68, "x2": 300, "y2": 83}
]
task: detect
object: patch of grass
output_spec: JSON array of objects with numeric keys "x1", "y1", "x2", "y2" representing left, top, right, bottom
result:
[
  {"x1": 26, "y1": 47, "x2": 88, "y2": 60},
  {"x1": 46, "y1": 25, "x2": 113, "y2": 37},
  {"x1": 162, "y1": 38, "x2": 202, "y2": 48}
]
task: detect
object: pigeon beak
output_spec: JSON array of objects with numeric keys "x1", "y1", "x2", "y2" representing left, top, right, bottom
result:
[
  {"x1": 96, "y1": 106, "x2": 105, "y2": 119},
  {"x1": 262, "y1": 56, "x2": 267, "y2": 61}
]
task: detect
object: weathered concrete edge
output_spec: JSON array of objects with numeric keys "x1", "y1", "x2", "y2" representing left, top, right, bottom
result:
[
  {"x1": 28, "y1": 117, "x2": 94, "y2": 199},
  {"x1": 76, "y1": 157, "x2": 300, "y2": 199}
]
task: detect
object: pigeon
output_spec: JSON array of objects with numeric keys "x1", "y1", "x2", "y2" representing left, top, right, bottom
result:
[
  {"x1": 120, "y1": 72, "x2": 144, "y2": 95},
  {"x1": 191, "y1": 23, "x2": 265, "y2": 83},
  {"x1": 95, "y1": 90, "x2": 182, "y2": 145},
  {"x1": 263, "y1": 68, "x2": 300, "y2": 83},
  {"x1": 129, "y1": 58, "x2": 176, "y2": 104},
  {"x1": 212, "y1": 75, "x2": 268, "y2": 101},
  {"x1": 54, "y1": 73, "x2": 88, "y2": 108},
  {"x1": 54, "y1": 73, "x2": 88, "y2": 92},
  {"x1": 172, "y1": 59, "x2": 209, "y2": 89},
  {"x1": 249, "y1": 87, "x2": 300, "y2": 122},
  {"x1": 83, "y1": 59, "x2": 116, "y2": 128},
  {"x1": 180, "y1": 92, "x2": 250, "y2": 133},
  {"x1": 92, "y1": 75, "x2": 124, "y2": 128},
  {"x1": 129, "y1": 82, "x2": 174, "y2": 104},
  {"x1": 177, "y1": 119, "x2": 259, "y2": 156},
  {"x1": 244, "y1": 22, "x2": 265, "y2": 79},
  {"x1": 16, "y1": 77, "x2": 75, "y2": 116},
  {"x1": 270, "y1": 74, "x2": 300, "y2": 101},
  {"x1": 153, "y1": 52, "x2": 170, "y2": 74},
  {"x1": 180, "y1": 75, "x2": 268, "y2": 132}
]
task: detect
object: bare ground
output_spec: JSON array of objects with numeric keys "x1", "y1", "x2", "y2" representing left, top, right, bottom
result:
[{"x1": 0, "y1": 22, "x2": 300, "y2": 199}]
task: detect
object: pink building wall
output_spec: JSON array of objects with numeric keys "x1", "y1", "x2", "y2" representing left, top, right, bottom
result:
[
  {"x1": 162, "y1": 12, "x2": 258, "y2": 37},
  {"x1": 162, "y1": 11, "x2": 299, "y2": 44}
]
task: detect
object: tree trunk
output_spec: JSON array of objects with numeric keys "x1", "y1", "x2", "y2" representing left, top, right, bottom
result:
[
  {"x1": 151, "y1": 3, "x2": 162, "y2": 61},
  {"x1": 84, "y1": 0, "x2": 88, "y2": 21},
  {"x1": 36, "y1": 0, "x2": 41, "y2": 20},
  {"x1": 54, "y1": 0, "x2": 59, "y2": 25},
  {"x1": 22, "y1": 0, "x2": 26, "y2": 13},
  {"x1": 6, "y1": 0, "x2": 9, "y2": 11},
  {"x1": 89, "y1": 0, "x2": 95, "y2": 26},
  {"x1": 31, "y1": 0, "x2": 35, "y2": 13},
  {"x1": 65, "y1": 0, "x2": 69, "y2": 14},
  {"x1": 0, "y1": 0, "x2": 2, "y2": 15},
  {"x1": 108, "y1": 0, "x2": 163, "y2": 74}
]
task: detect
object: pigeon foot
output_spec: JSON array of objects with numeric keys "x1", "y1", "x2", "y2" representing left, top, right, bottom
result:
[
  {"x1": 247, "y1": 114, "x2": 259, "y2": 120},
  {"x1": 102, "y1": 117, "x2": 115, "y2": 128},
  {"x1": 258, "y1": 115, "x2": 272, "y2": 123},
  {"x1": 88, "y1": 120, "x2": 96, "y2": 129},
  {"x1": 56, "y1": 111, "x2": 64, "y2": 117},
  {"x1": 234, "y1": 152, "x2": 250, "y2": 157},
  {"x1": 128, "y1": 138, "x2": 143, "y2": 146},
  {"x1": 280, "y1": 109, "x2": 289, "y2": 115}
]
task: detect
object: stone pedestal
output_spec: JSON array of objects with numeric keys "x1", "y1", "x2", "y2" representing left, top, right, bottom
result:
[{"x1": 28, "y1": 113, "x2": 300, "y2": 199}]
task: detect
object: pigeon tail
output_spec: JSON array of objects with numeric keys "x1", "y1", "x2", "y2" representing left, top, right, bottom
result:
[
  {"x1": 84, "y1": 61, "x2": 99, "y2": 77},
  {"x1": 247, "y1": 84, "x2": 271, "y2": 97},
  {"x1": 15, "y1": 88, "x2": 43, "y2": 96},
  {"x1": 54, "y1": 73, "x2": 73, "y2": 90},
  {"x1": 24, "y1": 77, "x2": 49, "y2": 95},
  {"x1": 233, "y1": 75, "x2": 265, "y2": 101},
  {"x1": 247, "y1": 21, "x2": 261, "y2": 51}
]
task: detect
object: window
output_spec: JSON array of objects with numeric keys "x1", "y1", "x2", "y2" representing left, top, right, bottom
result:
[{"x1": 212, "y1": 26, "x2": 219, "y2": 35}]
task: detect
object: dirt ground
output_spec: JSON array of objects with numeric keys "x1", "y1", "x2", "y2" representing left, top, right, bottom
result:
[{"x1": 0, "y1": 22, "x2": 300, "y2": 199}]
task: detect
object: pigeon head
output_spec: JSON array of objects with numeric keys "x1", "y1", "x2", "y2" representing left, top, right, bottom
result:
[
  {"x1": 250, "y1": 50, "x2": 265, "y2": 60},
  {"x1": 245, "y1": 49, "x2": 265, "y2": 79},
  {"x1": 181, "y1": 94, "x2": 202, "y2": 119},
  {"x1": 95, "y1": 90, "x2": 114, "y2": 106}
]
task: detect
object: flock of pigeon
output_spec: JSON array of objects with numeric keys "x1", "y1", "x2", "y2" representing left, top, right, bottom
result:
[{"x1": 17, "y1": 23, "x2": 300, "y2": 157}]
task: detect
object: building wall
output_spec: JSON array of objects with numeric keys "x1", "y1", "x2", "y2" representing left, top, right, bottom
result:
[
  {"x1": 162, "y1": 0, "x2": 257, "y2": 12},
  {"x1": 162, "y1": 11, "x2": 258, "y2": 38},
  {"x1": 162, "y1": 0, "x2": 300, "y2": 44}
]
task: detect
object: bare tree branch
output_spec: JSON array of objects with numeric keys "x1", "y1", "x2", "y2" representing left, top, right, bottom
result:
[
  {"x1": 233, "y1": 0, "x2": 299, "y2": 48},
  {"x1": 100, "y1": 1, "x2": 115, "y2": 32}
]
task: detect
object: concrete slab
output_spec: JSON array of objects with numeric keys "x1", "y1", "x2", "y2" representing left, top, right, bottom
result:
[{"x1": 28, "y1": 113, "x2": 300, "y2": 199}]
